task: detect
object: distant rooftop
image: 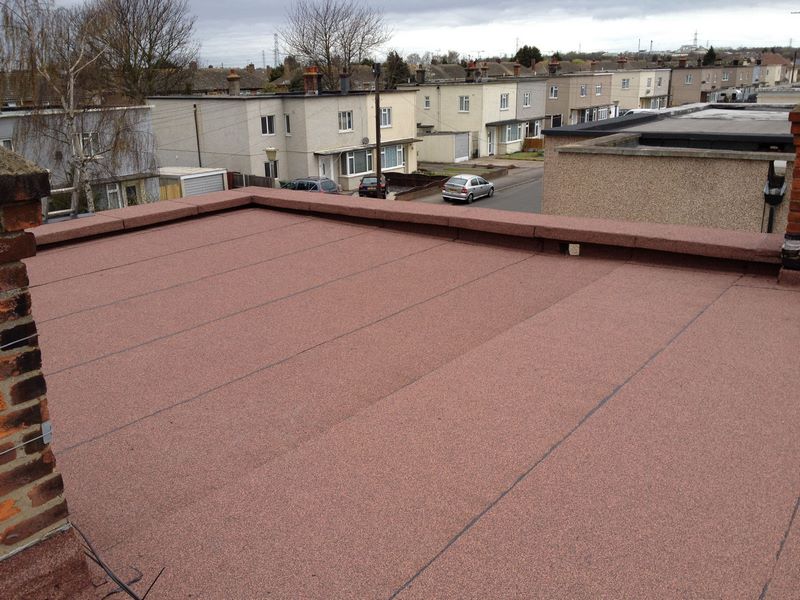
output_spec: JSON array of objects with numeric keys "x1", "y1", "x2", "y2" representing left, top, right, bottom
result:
[{"x1": 545, "y1": 103, "x2": 795, "y2": 152}]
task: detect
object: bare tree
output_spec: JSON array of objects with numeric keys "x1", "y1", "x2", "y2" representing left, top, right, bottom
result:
[
  {"x1": 92, "y1": 0, "x2": 198, "y2": 103},
  {"x1": 281, "y1": 0, "x2": 391, "y2": 90},
  {"x1": 1, "y1": 0, "x2": 156, "y2": 212}
]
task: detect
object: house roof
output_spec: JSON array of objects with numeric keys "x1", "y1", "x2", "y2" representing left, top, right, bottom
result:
[
  {"x1": 761, "y1": 52, "x2": 792, "y2": 66},
  {"x1": 185, "y1": 66, "x2": 273, "y2": 93},
  {"x1": 25, "y1": 190, "x2": 800, "y2": 598}
]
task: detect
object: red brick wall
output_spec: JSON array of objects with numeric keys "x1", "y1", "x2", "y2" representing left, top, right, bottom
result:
[
  {"x1": 781, "y1": 107, "x2": 800, "y2": 280},
  {"x1": 0, "y1": 152, "x2": 72, "y2": 553}
]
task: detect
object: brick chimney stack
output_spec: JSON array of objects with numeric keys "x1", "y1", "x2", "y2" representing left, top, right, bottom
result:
[
  {"x1": 415, "y1": 67, "x2": 426, "y2": 84},
  {"x1": 513, "y1": 63, "x2": 521, "y2": 77},
  {"x1": 779, "y1": 106, "x2": 800, "y2": 284},
  {"x1": 0, "y1": 148, "x2": 92, "y2": 598},
  {"x1": 548, "y1": 57, "x2": 560, "y2": 75},
  {"x1": 226, "y1": 69, "x2": 241, "y2": 96},
  {"x1": 617, "y1": 56, "x2": 628, "y2": 70},
  {"x1": 303, "y1": 66, "x2": 320, "y2": 95}
]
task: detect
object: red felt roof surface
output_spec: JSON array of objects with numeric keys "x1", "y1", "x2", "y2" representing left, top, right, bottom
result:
[{"x1": 24, "y1": 197, "x2": 800, "y2": 598}]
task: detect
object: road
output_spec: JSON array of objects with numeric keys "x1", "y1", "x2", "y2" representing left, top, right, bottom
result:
[{"x1": 414, "y1": 162, "x2": 543, "y2": 213}]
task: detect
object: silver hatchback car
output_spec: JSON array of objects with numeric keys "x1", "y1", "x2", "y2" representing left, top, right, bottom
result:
[{"x1": 442, "y1": 174, "x2": 494, "y2": 203}]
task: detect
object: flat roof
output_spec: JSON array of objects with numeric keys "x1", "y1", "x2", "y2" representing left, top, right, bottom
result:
[
  {"x1": 25, "y1": 194, "x2": 800, "y2": 598},
  {"x1": 158, "y1": 166, "x2": 226, "y2": 177},
  {"x1": 619, "y1": 107, "x2": 792, "y2": 137},
  {"x1": 544, "y1": 104, "x2": 795, "y2": 150}
]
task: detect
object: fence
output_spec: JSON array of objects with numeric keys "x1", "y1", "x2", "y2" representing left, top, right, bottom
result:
[{"x1": 229, "y1": 172, "x2": 276, "y2": 189}]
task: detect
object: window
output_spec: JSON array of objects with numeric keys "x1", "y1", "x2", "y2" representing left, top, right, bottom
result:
[
  {"x1": 106, "y1": 183, "x2": 121, "y2": 208},
  {"x1": 523, "y1": 92, "x2": 531, "y2": 107},
  {"x1": 722, "y1": 71, "x2": 730, "y2": 81},
  {"x1": 0, "y1": 139, "x2": 12, "y2": 151},
  {"x1": 551, "y1": 114, "x2": 562, "y2": 127},
  {"x1": 380, "y1": 144, "x2": 404, "y2": 169},
  {"x1": 80, "y1": 132, "x2": 99, "y2": 156},
  {"x1": 598, "y1": 107, "x2": 609, "y2": 120},
  {"x1": 549, "y1": 85, "x2": 558, "y2": 99},
  {"x1": 125, "y1": 185, "x2": 137, "y2": 205},
  {"x1": 341, "y1": 149, "x2": 372, "y2": 175},
  {"x1": 284, "y1": 114, "x2": 291, "y2": 135},
  {"x1": 579, "y1": 84, "x2": 587, "y2": 97},
  {"x1": 424, "y1": 95, "x2": 430, "y2": 109},
  {"x1": 499, "y1": 123, "x2": 522, "y2": 143},
  {"x1": 380, "y1": 107, "x2": 392, "y2": 128},
  {"x1": 261, "y1": 115, "x2": 275, "y2": 135},
  {"x1": 595, "y1": 84, "x2": 602, "y2": 95},
  {"x1": 657, "y1": 76, "x2": 663, "y2": 87},
  {"x1": 621, "y1": 79, "x2": 630, "y2": 89},
  {"x1": 338, "y1": 110, "x2": 353, "y2": 131},
  {"x1": 264, "y1": 160, "x2": 278, "y2": 178},
  {"x1": 458, "y1": 95, "x2": 470, "y2": 112},
  {"x1": 500, "y1": 93, "x2": 509, "y2": 110},
  {"x1": 685, "y1": 74, "x2": 693, "y2": 84},
  {"x1": 646, "y1": 77, "x2": 652, "y2": 87}
]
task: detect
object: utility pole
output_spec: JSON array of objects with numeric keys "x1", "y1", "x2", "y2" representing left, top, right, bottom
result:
[{"x1": 373, "y1": 62, "x2": 384, "y2": 199}]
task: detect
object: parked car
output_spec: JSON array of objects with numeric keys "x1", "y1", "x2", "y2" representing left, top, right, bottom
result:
[
  {"x1": 282, "y1": 177, "x2": 341, "y2": 193},
  {"x1": 441, "y1": 175, "x2": 494, "y2": 203},
  {"x1": 358, "y1": 175, "x2": 387, "y2": 198}
]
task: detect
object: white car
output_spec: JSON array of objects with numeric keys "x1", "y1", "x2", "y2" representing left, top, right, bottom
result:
[{"x1": 442, "y1": 175, "x2": 494, "y2": 203}]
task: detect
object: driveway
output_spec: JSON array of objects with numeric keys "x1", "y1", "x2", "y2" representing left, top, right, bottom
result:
[{"x1": 414, "y1": 160, "x2": 543, "y2": 213}]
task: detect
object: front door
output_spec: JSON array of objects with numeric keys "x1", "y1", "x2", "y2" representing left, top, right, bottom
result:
[{"x1": 487, "y1": 129, "x2": 495, "y2": 155}]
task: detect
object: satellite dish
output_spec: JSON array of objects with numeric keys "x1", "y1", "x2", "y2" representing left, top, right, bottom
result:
[{"x1": 361, "y1": 137, "x2": 369, "y2": 144}]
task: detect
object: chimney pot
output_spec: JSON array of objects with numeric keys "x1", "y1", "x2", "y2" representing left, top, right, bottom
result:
[{"x1": 226, "y1": 69, "x2": 241, "y2": 96}]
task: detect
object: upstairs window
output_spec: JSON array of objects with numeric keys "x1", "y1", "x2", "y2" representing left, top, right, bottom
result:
[
  {"x1": 595, "y1": 84, "x2": 602, "y2": 95},
  {"x1": 261, "y1": 115, "x2": 275, "y2": 135},
  {"x1": 424, "y1": 95, "x2": 431, "y2": 109},
  {"x1": 338, "y1": 110, "x2": 353, "y2": 132},
  {"x1": 523, "y1": 92, "x2": 531, "y2": 107},
  {"x1": 685, "y1": 74, "x2": 693, "y2": 84},
  {"x1": 380, "y1": 107, "x2": 392, "y2": 128},
  {"x1": 284, "y1": 114, "x2": 291, "y2": 135},
  {"x1": 500, "y1": 93, "x2": 509, "y2": 110},
  {"x1": 579, "y1": 84, "x2": 587, "y2": 97},
  {"x1": 458, "y1": 95, "x2": 470, "y2": 112},
  {"x1": 646, "y1": 77, "x2": 652, "y2": 87},
  {"x1": 621, "y1": 79, "x2": 630, "y2": 89},
  {"x1": 657, "y1": 76, "x2": 663, "y2": 87},
  {"x1": 0, "y1": 139, "x2": 12, "y2": 151},
  {"x1": 549, "y1": 85, "x2": 558, "y2": 99},
  {"x1": 80, "y1": 132, "x2": 99, "y2": 156}
]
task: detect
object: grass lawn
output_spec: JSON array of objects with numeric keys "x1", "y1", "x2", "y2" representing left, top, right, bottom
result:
[{"x1": 499, "y1": 151, "x2": 544, "y2": 161}]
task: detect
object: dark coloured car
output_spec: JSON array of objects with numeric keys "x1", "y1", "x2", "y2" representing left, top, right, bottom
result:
[
  {"x1": 282, "y1": 177, "x2": 341, "y2": 193},
  {"x1": 358, "y1": 175, "x2": 388, "y2": 198}
]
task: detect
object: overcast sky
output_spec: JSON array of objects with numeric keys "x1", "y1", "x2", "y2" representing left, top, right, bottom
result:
[{"x1": 189, "y1": 1, "x2": 799, "y2": 66}]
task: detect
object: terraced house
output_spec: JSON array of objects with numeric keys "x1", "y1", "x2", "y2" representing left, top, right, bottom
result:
[
  {"x1": 412, "y1": 74, "x2": 547, "y2": 161},
  {"x1": 150, "y1": 69, "x2": 419, "y2": 192},
  {"x1": 545, "y1": 72, "x2": 617, "y2": 126}
]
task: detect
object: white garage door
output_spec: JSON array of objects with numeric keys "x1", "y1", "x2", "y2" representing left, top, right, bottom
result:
[
  {"x1": 182, "y1": 174, "x2": 225, "y2": 197},
  {"x1": 454, "y1": 133, "x2": 469, "y2": 163}
]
